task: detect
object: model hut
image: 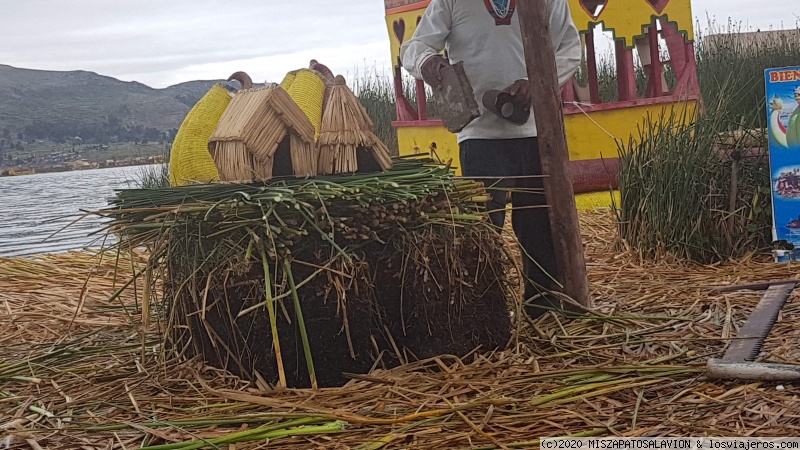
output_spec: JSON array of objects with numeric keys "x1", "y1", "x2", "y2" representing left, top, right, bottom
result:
[
  {"x1": 317, "y1": 76, "x2": 393, "y2": 175},
  {"x1": 209, "y1": 86, "x2": 318, "y2": 182}
]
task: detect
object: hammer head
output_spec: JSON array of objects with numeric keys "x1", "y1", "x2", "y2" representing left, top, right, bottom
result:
[{"x1": 482, "y1": 90, "x2": 530, "y2": 125}]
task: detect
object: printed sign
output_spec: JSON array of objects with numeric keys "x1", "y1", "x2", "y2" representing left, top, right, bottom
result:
[{"x1": 765, "y1": 66, "x2": 800, "y2": 262}]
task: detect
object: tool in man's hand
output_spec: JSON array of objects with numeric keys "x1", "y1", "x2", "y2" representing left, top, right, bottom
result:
[
  {"x1": 428, "y1": 61, "x2": 481, "y2": 133},
  {"x1": 482, "y1": 89, "x2": 530, "y2": 125}
]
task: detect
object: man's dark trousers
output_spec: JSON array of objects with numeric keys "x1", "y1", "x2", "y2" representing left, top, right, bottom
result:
[{"x1": 459, "y1": 137, "x2": 560, "y2": 318}]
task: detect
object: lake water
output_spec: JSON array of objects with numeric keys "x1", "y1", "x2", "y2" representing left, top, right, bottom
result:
[{"x1": 0, "y1": 165, "x2": 156, "y2": 258}]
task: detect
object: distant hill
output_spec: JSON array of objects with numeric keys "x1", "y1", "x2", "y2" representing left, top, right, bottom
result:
[{"x1": 0, "y1": 64, "x2": 225, "y2": 136}]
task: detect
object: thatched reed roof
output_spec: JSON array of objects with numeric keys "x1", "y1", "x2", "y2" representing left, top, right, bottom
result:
[
  {"x1": 209, "y1": 86, "x2": 318, "y2": 182},
  {"x1": 317, "y1": 76, "x2": 393, "y2": 175}
]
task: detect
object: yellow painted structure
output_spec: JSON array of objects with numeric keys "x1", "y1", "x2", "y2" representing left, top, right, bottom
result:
[
  {"x1": 397, "y1": 125, "x2": 460, "y2": 170},
  {"x1": 384, "y1": 0, "x2": 703, "y2": 200},
  {"x1": 397, "y1": 101, "x2": 702, "y2": 175},
  {"x1": 385, "y1": 7, "x2": 427, "y2": 68},
  {"x1": 568, "y1": 0, "x2": 694, "y2": 47},
  {"x1": 575, "y1": 190, "x2": 620, "y2": 211},
  {"x1": 564, "y1": 101, "x2": 702, "y2": 160}
]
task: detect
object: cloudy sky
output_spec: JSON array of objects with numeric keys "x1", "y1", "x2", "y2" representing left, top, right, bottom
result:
[{"x1": 1, "y1": 0, "x2": 795, "y2": 89}]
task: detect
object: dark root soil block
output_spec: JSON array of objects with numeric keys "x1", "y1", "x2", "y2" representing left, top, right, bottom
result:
[
  {"x1": 375, "y1": 226, "x2": 512, "y2": 364},
  {"x1": 166, "y1": 223, "x2": 513, "y2": 388}
]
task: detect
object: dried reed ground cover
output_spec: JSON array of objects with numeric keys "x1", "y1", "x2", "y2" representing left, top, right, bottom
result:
[{"x1": 2, "y1": 211, "x2": 800, "y2": 449}]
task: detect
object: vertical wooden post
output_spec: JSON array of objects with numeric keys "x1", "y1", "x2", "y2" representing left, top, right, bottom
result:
[
  {"x1": 394, "y1": 65, "x2": 418, "y2": 122},
  {"x1": 415, "y1": 79, "x2": 428, "y2": 120},
  {"x1": 615, "y1": 41, "x2": 638, "y2": 101},
  {"x1": 516, "y1": 0, "x2": 590, "y2": 307},
  {"x1": 648, "y1": 18, "x2": 664, "y2": 97},
  {"x1": 560, "y1": 81, "x2": 576, "y2": 103},
  {"x1": 661, "y1": 21, "x2": 688, "y2": 79},
  {"x1": 584, "y1": 29, "x2": 601, "y2": 104}
]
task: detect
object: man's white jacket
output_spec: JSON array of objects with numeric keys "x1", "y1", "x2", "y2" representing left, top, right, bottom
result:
[{"x1": 400, "y1": 0, "x2": 582, "y2": 143}]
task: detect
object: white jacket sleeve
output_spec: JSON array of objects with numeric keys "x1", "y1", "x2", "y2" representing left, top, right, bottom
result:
[
  {"x1": 399, "y1": 0, "x2": 452, "y2": 80},
  {"x1": 549, "y1": 0, "x2": 582, "y2": 87}
]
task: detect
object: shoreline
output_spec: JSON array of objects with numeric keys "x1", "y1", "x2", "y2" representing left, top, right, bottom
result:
[{"x1": 0, "y1": 160, "x2": 163, "y2": 177}]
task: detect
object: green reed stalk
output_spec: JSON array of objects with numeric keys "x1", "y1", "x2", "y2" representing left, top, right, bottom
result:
[
  {"x1": 138, "y1": 417, "x2": 345, "y2": 450},
  {"x1": 258, "y1": 243, "x2": 286, "y2": 389},
  {"x1": 284, "y1": 259, "x2": 317, "y2": 390}
]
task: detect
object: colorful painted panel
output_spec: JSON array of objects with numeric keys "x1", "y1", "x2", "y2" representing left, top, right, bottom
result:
[
  {"x1": 386, "y1": 8, "x2": 428, "y2": 68},
  {"x1": 566, "y1": 0, "x2": 694, "y2": 47},
  {"x1": 385, "y1": 0, "x2": 429, "y2": 12},
  {"x1": 766, "y1": 66, "x2": 800, "y2": 262},
  {"x1": 386, "y1": 0, "x2": 695, "y2": 69}
]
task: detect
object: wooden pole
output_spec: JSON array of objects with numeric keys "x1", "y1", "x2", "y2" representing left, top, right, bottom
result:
[{"x1": 516, "y1": 0, "x2": 590, "y2": 307}]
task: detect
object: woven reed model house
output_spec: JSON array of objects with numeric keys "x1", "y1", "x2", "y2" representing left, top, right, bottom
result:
[
  {"x1": 317, "y1": 76, "x2": 393, "y2": 175},
  {"x1": 209, "y1": 86, "x2": 318, "y2": 182}
]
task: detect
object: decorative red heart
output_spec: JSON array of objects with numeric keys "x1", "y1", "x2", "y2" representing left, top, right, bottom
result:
[
  {"x1": 578, "y1": 0, "x2": 607, "y2": 20},
  {"x1": 393, "y1": 19, "x2": 406, "y2": 44},
  {"x1": 646, "y1": 0, "x2": 669, "y2": 14}
]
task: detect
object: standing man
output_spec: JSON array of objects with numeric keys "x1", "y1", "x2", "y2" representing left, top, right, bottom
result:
[{"x1": 400, "y1": 0, "x2": 582, "y2": 319}]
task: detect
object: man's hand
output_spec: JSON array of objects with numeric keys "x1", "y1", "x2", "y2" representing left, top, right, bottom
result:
[
  {"x1": 503, "y1": 79, "x2": 532, "y2": 109},
  {"x1": 421, "y1": 55, "x2": 449, "y2": 90}
]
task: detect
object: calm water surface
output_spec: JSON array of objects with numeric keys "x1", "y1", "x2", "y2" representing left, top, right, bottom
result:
[{"x1": 0, "y1": 165, "x2": 155, "y2": 257}]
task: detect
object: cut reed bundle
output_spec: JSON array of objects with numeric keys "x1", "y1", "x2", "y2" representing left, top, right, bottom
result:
[{"x1": 318, "y1": 75, "x2": 393, "y2": 175}]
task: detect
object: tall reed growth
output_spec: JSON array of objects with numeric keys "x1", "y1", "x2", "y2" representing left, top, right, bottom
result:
[
  {"x1": 695, "y1": 21, "x2": 800, "y2": 127},
  {"x1": 615, "y1": 23, "x2": 800, "y2": 261},
  {"x1": 351, "y1": 67, "x2": 436, "y2": 156},
  {"x1": 616, "y1": 105, "x2": 771, "y2": 263},
  {"x1": 351, "y1": 67, "x2": 401, "y2": 155},
  {"x1": 134, "y1": 163, "x2": 170, "y2": 189},
  {"x1": 573, "y1": 54, "x2": 673, "y2": 103}
]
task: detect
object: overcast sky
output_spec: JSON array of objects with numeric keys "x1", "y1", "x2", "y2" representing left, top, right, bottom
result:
[{"x1": 1, "y1": 1, "x2": 795, "y2": 89}]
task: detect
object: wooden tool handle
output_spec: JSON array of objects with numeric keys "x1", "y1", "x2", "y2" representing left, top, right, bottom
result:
[{"x1": 707, "y1": 358, "x2": 800, "y2": 381}]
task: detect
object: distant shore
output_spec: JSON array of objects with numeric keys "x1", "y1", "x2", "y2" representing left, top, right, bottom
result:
[
  {"x1": 1, "y1": 141, "x2": 168, "y2": 177},
  {"x1": 0, "y1": 159, "x2": 163, "y2": 177}
]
